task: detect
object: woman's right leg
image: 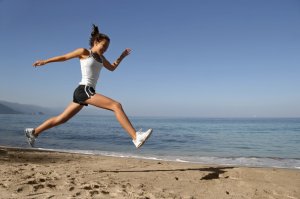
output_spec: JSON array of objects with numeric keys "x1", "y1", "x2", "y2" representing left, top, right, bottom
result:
[
  {"x1": 34, "y1": 102, "x2": 84, "y2": 136},
  {"x1": 85, "y1": 94, "x2": 153, "y2": 148},
  {"x1": 85, "y1": 93, "x2": 137, "y2": 140}
]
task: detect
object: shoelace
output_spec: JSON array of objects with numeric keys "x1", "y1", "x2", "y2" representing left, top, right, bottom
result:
[{"x1": 137, "y1": 128, "x2": 143, "y2": 134}]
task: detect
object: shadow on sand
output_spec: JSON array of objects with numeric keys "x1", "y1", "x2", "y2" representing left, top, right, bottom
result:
[{"x1": 97, "y1": 167, "x2": 234, "y2": 180}]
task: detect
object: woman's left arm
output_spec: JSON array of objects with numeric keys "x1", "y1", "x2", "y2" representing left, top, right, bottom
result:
[{"x1": 102, "y1": 48, "x2": 131, "y2": 71}]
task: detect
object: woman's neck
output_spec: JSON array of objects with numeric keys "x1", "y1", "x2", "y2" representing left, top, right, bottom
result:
[{"x1": 90, "y1": 49, "x2": 102, "y2": 63}]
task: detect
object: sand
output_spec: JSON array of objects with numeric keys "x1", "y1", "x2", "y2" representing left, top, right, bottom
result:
[{"x1": 0, "y1": 146, "x2": 299, "y2": 199}]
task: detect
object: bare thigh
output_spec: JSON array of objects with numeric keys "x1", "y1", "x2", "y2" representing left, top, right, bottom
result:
[{"x1": 85, "y1": 93, "x2": 119, "y2": 110}]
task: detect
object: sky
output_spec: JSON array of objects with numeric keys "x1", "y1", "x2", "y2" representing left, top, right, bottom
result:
[{"x1": 0, "y1": 0, "x2": 299, "y2": 117}]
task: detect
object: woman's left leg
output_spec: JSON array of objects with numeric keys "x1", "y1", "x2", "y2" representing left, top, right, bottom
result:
[
  {"x1": 25, "y1": 102, "x2": 84, "y2": 147},
  {"x1": 34, "y1": 102, "x2": 84, "y2": 136},
  {"x1": 85, "y1": 93, "x2": 137, "y2": 140}
]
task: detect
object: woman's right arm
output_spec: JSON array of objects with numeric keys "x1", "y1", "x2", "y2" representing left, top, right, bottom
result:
[{"x1": 33, "y1": 48, "x2": 88, "y2": 67}]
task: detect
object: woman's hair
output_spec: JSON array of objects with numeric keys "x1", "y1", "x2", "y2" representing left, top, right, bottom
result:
[{"x1": 89, "y1": 24, "x2": 110, "y2": 47}]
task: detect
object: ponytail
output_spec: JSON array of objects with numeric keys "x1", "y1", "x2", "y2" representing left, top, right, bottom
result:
[{"x1": 89, "y1": 24, "x2": 110, "y2": 47}]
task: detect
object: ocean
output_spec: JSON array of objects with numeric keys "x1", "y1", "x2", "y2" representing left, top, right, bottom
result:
[{"x1": 0, "y1": 114, "x2": 299, "y2": 169}]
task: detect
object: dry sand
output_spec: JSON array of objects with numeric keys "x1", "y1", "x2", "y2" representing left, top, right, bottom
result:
[{"x1": 0, "y1": 146, "x2": 299, "y2": 199}]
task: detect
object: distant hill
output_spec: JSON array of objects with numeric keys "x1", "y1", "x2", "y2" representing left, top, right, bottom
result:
[
  {"x1": 0, "y1": 100, "x2": 56, "y2": 115},
  {"x1": 0, "y1": 103, "x2": 22, "y2": 114},
  {"x1": 0, "y1": 100, "x2": 107, "y2": 116}
]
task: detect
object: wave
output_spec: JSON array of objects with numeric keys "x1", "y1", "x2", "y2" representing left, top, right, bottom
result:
[{"x1": 36, "y1": 148, "x2": 300, "y2": 169}]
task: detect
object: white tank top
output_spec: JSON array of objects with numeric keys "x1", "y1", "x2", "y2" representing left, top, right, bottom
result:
[{"x1": 79, "y1": 50, "x2": 104, "y2": 89}]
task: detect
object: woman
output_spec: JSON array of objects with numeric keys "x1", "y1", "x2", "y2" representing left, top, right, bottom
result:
[{"x1": 25, "y1": 24, "x2": 152, "y2": 149}]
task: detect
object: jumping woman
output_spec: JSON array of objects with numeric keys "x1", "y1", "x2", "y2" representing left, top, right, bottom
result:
[{"x1": 25, "y1": 24, "x2": 152, "y2": 149}]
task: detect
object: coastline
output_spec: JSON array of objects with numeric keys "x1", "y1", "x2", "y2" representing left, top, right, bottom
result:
[{"x1": 1, "y1": 146, "x2": 299, "y2": 198}]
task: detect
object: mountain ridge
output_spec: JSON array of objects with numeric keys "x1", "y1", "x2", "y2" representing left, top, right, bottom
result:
[
  {"x1": 0, "y1": 100, "x2": 107, "y2": 116},
  {"x1": 0, "y1": 103, "x2": 22, "y2": 114},
  {"x1": 0, "y1": 100, "x2": 55, "y2": 115}
]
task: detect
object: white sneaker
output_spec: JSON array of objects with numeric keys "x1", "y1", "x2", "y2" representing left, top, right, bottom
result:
[
  {"x1": 24, "y1": 128, "x2": 36, "y2": 147},
  {"x1": 132, "y1": 128, "x2": 153, "y2": 148}
]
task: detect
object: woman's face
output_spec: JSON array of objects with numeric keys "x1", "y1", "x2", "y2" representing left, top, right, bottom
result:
[{"x1": 94, "y1": 39, "x2": 109, "y2": 55}]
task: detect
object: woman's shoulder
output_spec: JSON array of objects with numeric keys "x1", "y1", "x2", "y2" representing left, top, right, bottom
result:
[{"x1": 76, "y1": 48, "x2": 91, "y2": 59}]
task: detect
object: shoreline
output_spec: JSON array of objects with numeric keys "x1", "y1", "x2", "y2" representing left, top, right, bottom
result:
[
  {"x1": 1, "y1": 145, "x2": 299, "y2": 170},
  {"x1": 1, "y1": 146, "x2": 300, "y2": 198}
]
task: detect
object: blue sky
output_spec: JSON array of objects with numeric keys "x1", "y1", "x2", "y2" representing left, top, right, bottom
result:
[{"x1": 0, "y1": 0, "x2": 299, "y2": 117}]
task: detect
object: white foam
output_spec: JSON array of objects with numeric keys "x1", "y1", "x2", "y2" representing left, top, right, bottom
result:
[
  {"x1": 175, "y1": 159, "x2": 190, "y2": 163},
  {"x1": 35, "y1": 148, "x2": 300, "y2": 169}
]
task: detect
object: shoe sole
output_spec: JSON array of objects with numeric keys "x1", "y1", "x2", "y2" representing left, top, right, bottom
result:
[{"x1": 136, "y1": 129, "x2": 153, "y2": 148}]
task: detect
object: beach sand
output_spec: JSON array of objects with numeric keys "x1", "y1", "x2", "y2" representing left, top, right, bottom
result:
[{"x1": 0, "y1": 146, "x2": 299, "y2": 199}]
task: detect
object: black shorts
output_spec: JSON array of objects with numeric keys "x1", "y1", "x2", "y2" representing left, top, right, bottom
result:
[{"x1": 73, "y1": 85, "x2": 96, "y2": 106}]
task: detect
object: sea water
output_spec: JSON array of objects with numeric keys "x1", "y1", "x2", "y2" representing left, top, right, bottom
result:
[{"x1": 0, "y1": 114, "x2": 299, "y2": 169}]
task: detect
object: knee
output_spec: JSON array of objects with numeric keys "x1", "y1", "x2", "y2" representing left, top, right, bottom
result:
[{"x1": 111, "y1": 101, "x2": 122, "y2": 111}]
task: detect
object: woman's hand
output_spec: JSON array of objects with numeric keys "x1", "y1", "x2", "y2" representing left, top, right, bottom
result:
[
  {"x1": 33, "y1": 60, "x2": 47, "y2": 67},
  {"x1": 120, "y1": 48, "x2": 131, "y2": 58}
]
